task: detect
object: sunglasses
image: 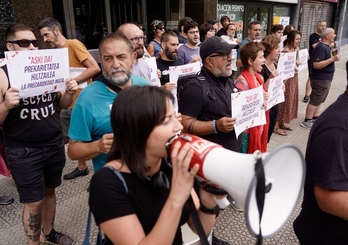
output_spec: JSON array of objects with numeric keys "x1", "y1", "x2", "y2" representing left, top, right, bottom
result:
[{"x1": 7, "y1": 39, "x2": 39, "y2": 48}]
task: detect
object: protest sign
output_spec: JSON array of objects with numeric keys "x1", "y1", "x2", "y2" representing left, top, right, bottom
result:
[
  {"x1": 142, "y1": 57, "x2": 161, "y2": 86},
  {"x1": 277, "y1": 51, "x2": 296, "y2": 80},
  {"x1": 169, "y1": 62, "x2": 201, "y2": 111},
  {"x1": 5, "y1": 48, "x2": 69, "y2": 98},
  {"x1": 231, "y1": 86, "x2": 266, "y2": 138},
  {"x1": 69, "y1": 67, "x2": 87, "y2": 88},
  {"x1": 266, "y1": 75, "x2": 285, "y2": 110},
  {"x1": 298, "y1": 49, "x2": 308, "y2": 72}
]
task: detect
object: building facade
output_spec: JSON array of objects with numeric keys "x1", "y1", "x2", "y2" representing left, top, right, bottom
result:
[{"x1": 0, "y1": 0, "x2": 347, "y2": 57}]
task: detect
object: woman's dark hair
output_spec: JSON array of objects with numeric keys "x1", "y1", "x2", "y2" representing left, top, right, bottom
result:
[
  {"x1": 239, "y1": 42, "x2": 265, "y2": 69},
  {"x1": 284, "y1": 30, "x2": 301, "y2": 47},
  {"x1": 108, "y1": 86, "x2": 174, "y2": 179},
  {"x1": 199, "y1": 23, "x2": 213, "y2": 42},
  {"x1": 283, "y1": 24, "x2": 294, "y2": 36}
]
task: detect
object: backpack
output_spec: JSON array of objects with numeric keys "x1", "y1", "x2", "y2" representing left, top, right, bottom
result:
[{"x1": 177, "y1": 74, "x2": 216, "y2": 110}]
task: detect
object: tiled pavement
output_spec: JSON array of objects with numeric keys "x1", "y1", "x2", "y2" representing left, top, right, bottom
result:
[{"x1": 1, "y1": 45, "x2": 348, "y2": 244}]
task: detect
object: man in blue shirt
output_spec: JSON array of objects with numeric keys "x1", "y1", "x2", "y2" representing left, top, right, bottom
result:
[{"x1": 68, "y1": 32, "x2": 149, "y2": 172}]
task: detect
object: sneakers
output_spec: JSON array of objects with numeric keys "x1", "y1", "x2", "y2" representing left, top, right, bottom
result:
[
  {"x1": 300, "y1": 120, "x2": 313, "y2": 129},
  {"x1": 228, "y1": 196, "x2": 243, "y2": 212},
  {"x1": 212, "y1": 234, "x2": 231, "y2": 245},
  {"x1": 0, "y1": 195, "x2": 14, "y2": 205},
  {"x1": 63, "y1": 167, "x2": 89, "y2": 180},
  {"x1": 41, "y1": 229, "x2": 73, "y2": 245},
  {"x1": 303, "y1": 95, "x2": 309, "y2": 103}
]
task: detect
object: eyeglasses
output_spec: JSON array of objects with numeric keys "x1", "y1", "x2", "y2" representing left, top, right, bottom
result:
[
  {"x1": 209, "y1": 52, "x2": 232, "y2": 60},
  {"x1": 129, "y1": 35, "x2": 146, "y2": 44},
  {"x1": 7, "y1": 39, "x2": 39, "y2": 48},
  {"x1": 188, "y1": 30, "x2": 199, "y2": 35}
]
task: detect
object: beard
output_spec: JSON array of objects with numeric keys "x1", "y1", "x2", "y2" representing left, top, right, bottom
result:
[
  {"x1": 103, "y1": 67, "x2": 132, "y2": 87},
  {"x1": 165, "y1": 47, "x2": 178, "y2": 60},
  {"x1": 213, "y1": 66, "x2": 232, "y2": 78}
]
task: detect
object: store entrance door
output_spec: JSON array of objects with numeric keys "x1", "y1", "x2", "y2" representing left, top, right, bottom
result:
[{"x1": 246, "y1": 5, "x2": 271, "y2": 39}]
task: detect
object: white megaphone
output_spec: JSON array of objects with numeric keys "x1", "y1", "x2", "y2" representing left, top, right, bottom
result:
[{"x1": 168, "y1": 133, "x2": 305, "y2": 238}]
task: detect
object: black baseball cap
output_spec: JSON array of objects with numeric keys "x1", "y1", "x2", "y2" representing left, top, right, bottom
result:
[
  {"x1": 207, "y1": 20, "x2": 218, "y2": 25},
  {"x1": 200, "y1": 36, "x2": 239, "y2": 61}
]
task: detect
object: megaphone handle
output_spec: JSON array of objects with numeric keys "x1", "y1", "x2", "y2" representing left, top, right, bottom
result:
[{"x1": 213, "y1": 196, "x2": 230, "y2": 209}]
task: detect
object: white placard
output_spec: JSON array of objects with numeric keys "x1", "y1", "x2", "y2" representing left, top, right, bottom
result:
[
  {"x1": 69, "y1": 67, "x2": 87, "y2": 88},
  {"x1": 277, "y1": 51, "x2": 296, "y2": 80},
  {"x1": 298, "y1": 49, "x2": 308, "y2": 72},
  {"x1": 5, "y1": 48, "x2": 69, "y2": 98},
  {"x1": 266, "y1": 75, "x2": 285, "y2": 110},
  {"x1": 169, "y1": 62, "x2": 201, "y2": 112},
  {"x1": 142, "y1": 57, "x2": 161, "y2": 87},
  {"x1": 231, "y1": 86, "x2": 266, "y2": 138}
]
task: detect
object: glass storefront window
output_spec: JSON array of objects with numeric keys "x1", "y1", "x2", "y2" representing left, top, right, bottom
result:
[
  {"x1": 273, "y1": 6, "x2": 291, "y2": 26},
  {"x1": 217, "y1": 3, "x2": 244, "y2": 40}
]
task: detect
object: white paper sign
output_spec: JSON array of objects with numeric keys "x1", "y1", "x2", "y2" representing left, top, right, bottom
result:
[
  {"x1": 69, "y1": 67, "x2": 87, "y2": 88},
  {"x1": 266, "y1": 75, "x2": 285, "y2": 110},
  {"x1": 0, "y1": 58, "x2": 6, "y2": 67},
  {"x1": 277, "y1": 51, "x2": 296, "y2": 80},
  {"x1": 169, "y1": 62, "x2": 201, "y2": 111},
  {"x1": 5, "y1": 48, "x2": 69, "y2": 98},
  {"x1": 231, "y1": 86, "x2": 266, "y2": 138},
  {"x1": 142, "y1": 57, "x2": 161, "y2": 87},
  {"x1": 298, "y1": 49, "x2": 308, "y2": 72}
]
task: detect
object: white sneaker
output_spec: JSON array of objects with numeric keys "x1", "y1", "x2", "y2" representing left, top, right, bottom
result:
[{"x1": 300, "y1": 120, "x2": 313, "y2": 129}]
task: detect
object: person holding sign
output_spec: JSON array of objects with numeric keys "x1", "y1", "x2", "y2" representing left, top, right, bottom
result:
[
  {"x1": 156, "y1": 30, "x2": 184, "y2": 92},
  {"x1": 0, "y1": 23, "x2": 77, "y2": 245},
  {"x1": 67, "y1": 33, "x2": 149, "y2": 173},
  {"x1": 234, "y1": 42, "x2": 269, "y2": 154},
  {"x1": 301, "y1": 28, "x2": 340, "y2": 129},
  {"x1": 260, "y1": 35, "x2": 282, "y2": 140},
  {"x1": 39, "y1": 17, "x2": 101, "y2": 181},
  {"x1": 277, "y1": 30, "x2": 302, "y2": 132}
]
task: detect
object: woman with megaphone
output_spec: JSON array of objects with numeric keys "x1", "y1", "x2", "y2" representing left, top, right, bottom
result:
[{"x1": 89, "y1": 86, "x2": 226, "y2": 245}]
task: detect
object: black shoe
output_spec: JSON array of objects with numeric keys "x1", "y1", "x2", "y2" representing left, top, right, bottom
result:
[
  {"x1": 303, "y1": 95, "x2": 309, "y2": 103},
  {"x1": 63, "y1": 167, "x2": 89, "y2": 180},
  {"x1": 212, "y1": 234, "x2": 230, "y2": 245},
  {"x1": 42, "y1": 229, "x2": 73, "y2": 245},
  {"x1": 0, "y1": 195, "x2": 14, "y2": 205}
]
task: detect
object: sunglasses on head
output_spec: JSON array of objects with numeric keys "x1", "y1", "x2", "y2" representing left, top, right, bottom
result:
[{"x1": 7, "y1": 39, "x2": 39, "y2": 48}]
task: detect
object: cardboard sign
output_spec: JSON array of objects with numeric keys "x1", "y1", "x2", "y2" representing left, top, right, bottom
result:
[
  {"x1": 231, "y1": 86, "x2": 266, "y2": 138},
  {"x1": 5, "y1": 48, "x2": 69, "y2": 98},
  {"x1": 277, "y1": 51, "x2": 296, "y2": 80},
  {"x1": 142, "y1": 57, "x2": 161, "y2": 87},
  {"x1": 298, "y1": 49, "x2": 308, "y2": 72},
  {"x1": 266, "y1": 75, "x2": 285, "y2": 110}
]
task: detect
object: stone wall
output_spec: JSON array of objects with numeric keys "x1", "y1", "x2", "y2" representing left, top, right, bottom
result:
[{"x1": 0, "y1": 0, "x2": 53, "y2": 57}]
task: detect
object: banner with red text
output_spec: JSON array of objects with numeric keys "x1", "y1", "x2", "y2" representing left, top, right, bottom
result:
[{"x1": 5, "y1": 48, "x2": 69, "y2": 98}]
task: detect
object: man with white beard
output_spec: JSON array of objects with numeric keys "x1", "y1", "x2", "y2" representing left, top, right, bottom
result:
[
  {"x1": 67, "y1": 32, "x2": 149, "y2": 172},
  {"x1": 156, "y1": 30, "x2": 184, "y2": 92}
]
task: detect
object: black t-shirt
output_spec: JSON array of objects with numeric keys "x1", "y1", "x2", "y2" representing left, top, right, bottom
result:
[
  {"x1": 156, "y1": 57, "x2": 184, "y2": 85},
  {"x1": 293, "y1": 93, "x2": 348, "y2": 244},
  {"x1": 310, "y1": 42, "x2": 335, "y2": 80},
  {"x1": 309, "y1": 32, "x2": 321, "y2": 62},
  {"x1": 89, "y1": 161, "x2": 191, "y2": 245},
  {"x1": 178, "y1": 66, "x2": 241, "y2": 151}
]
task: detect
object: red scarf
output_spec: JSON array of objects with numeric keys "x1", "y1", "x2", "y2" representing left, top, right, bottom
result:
[{"x1": 241, "y1": 69, "x2": 270, "y2": 153}]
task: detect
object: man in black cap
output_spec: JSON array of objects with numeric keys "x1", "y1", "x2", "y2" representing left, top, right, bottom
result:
[
  {"x1": 178, "y1": 36, "x2": 241, "y2": 152},
  {"x1": 178, "y1": 36, "x2": 241, "y2": 245}
]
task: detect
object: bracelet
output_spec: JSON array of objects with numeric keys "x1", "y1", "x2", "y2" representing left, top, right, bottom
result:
[
  {"x1": 212, "y1": 120, "x2": 218, "y2": 134},
  {"x1": 200, "y1": 203, "x2": 219, "y2": 215}
]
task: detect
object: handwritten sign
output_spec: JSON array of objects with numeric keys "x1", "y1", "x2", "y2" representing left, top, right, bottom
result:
[
  {"x1": 169, "y1": 62, "x2": 201, "y2": 111},
  {"x1": 142, "y1": 57, "x2": 161, "y2": 87},
  {"x1": 277, "y1": 51, "x2": 296, "y2": 80},
  {"x1": 266, "y1": 75, "x2": 285, "y2": 110},
  {"x1": 298, "y1": 49, "x2": 308, "y2": 72},
  {"x1": 5, "y1": 48, "x2": 69, "y2": 98},
  {"x1": 231, "y1": 86, "x2": 266, "y2": 138}
]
